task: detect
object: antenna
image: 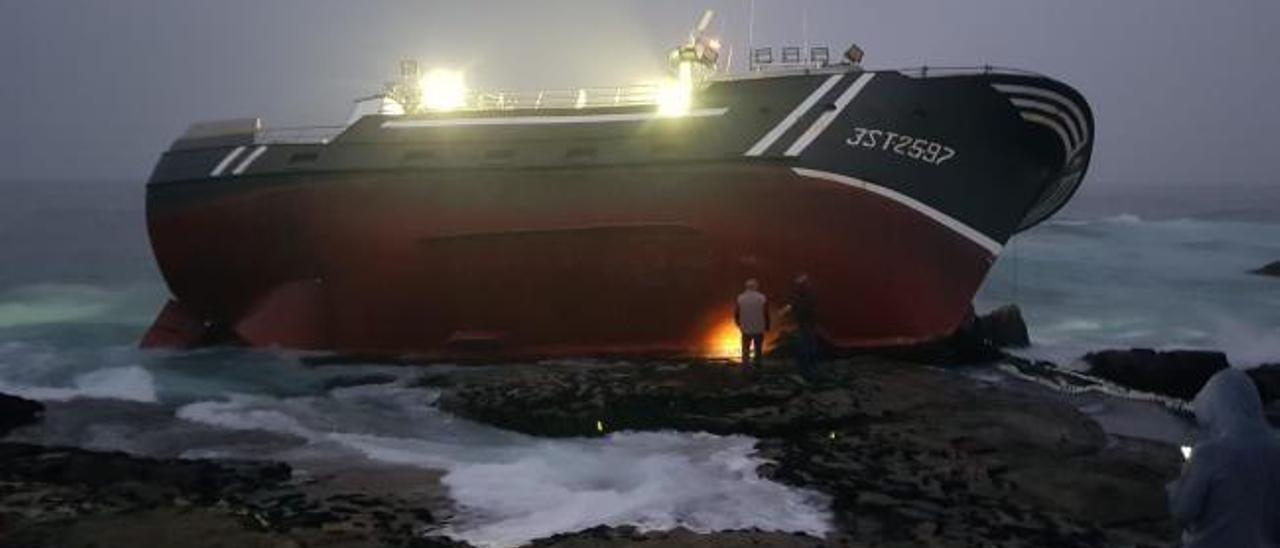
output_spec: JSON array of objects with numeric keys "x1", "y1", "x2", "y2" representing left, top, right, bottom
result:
[
  {"x1": 694, "y1": 9, "x2": 715, "y2": 38},
  {"x1": 675, "y1": 9, "x2": 720, "y2": 73},
  {"x1": 748, "y1": 0, "x2": 756, "y2": 70},
  {"x1": 802, "y1": 7, "x2": 809, "y2": 62}
]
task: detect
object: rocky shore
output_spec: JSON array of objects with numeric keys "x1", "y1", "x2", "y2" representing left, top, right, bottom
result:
[
  {"x1": 432, "y1": 357, "x2": 1181, "y2": 547},
  {"x1": 1, "y1": 345, "x2": 1231, "y2": 547},
  {"x1": 0, "y1": 440, "x2": 469, "y2": 547}
]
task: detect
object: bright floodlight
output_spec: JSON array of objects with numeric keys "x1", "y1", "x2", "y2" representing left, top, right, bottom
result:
[
  {"x1": 420, "y1": 69, "x2": 467, "y2": 111},
  {"x1": 656, "y1": 62, "x2": 694, "y2": 117}
]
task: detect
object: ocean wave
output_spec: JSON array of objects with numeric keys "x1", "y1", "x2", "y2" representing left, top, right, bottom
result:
[
  {"x1": 175, "y1": 385, "x2": 832, "y2": 547},
  {"x1": 0, "y1": 365, "x2": 157, "y2": 403},
  {"x1": 0, "y1": 283, "x2": 162, "y2": 328}
]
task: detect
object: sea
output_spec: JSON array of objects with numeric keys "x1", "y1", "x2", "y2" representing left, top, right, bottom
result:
[{"x1": 1, "y1": 178, "x2": 1277, "y2": 546}]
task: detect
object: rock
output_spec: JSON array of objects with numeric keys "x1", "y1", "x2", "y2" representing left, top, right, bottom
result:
[
  {"x1": 435, "y1": 358, "x2": 1165, "y2": 545},
  {"x1": 1003, "y1": 437, "x2": 1179, "y2": 532},
  {"x1": 1083, "y1": 349, "x2": 1229, "y2": 400},
  {"x1": 1267, "y1": 403, "x2": 1280, "y2": 429},
  {"x1": 1246, "y1": 363, "x2": 1280, "y2": 405},
  {"x1": 0, "y1": 392, "x2": 44, "y2": 436},
  {"x1": 0, "y1": 441, "x2": 451, "y2": 546},
  {"x1": 1251, "y1": 260, "x2": 1280, "y2": 278},
  {"x1": 976, "y1": 305, "x2": 1031, "y2": 348},
  {"x1": 887, "y1": 305, "x2": 1028, "y2": 365}
]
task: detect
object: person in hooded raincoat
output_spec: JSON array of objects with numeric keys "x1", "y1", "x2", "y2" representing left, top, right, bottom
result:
[{"x1": 1166, "y1": 367, "x2": 1280, "y2": 547}]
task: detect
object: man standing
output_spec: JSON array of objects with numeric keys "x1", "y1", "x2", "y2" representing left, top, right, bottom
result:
[
  {"x1": 784, "y1": 274, "x2": 818, "y2": 380},
  {"x1": 735, "y1": 279, "x2": 770, "y2": 367}
]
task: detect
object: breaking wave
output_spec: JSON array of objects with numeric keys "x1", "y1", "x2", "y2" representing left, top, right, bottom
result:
[
  {"x1": 176, "y1": 384, "x2": 832, "y2": 547},
  {"x1": 0, "y1": 364, "x2": 157, "y2": 403},
  {"x1": 981, "y1": 215, "x2": 1280, "y2": 366}
]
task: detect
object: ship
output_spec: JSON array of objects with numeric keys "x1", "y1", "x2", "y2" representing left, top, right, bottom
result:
[{"x1": 141, "y1": 13, "x2": 1094, "y2": 360}]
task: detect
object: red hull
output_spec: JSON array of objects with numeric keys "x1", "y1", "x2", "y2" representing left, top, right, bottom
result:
[{"x1": 146, "y1": 163, "x2": 992, "y2": 358}]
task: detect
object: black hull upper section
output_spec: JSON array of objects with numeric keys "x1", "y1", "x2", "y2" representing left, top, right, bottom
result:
[{"x1": 148, "y1": 67, "x2": 1093, "y2": 249}]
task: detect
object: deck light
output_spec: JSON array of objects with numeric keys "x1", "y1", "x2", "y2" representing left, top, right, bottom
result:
[
  {"x1": 657, "y1": 62, "x2": 694, "y2": 117},
  {"x1": 420, "y1": 69, "x2": 467, "y2": 111}
]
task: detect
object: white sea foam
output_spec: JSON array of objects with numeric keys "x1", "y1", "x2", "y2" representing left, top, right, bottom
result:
[
  {"x1": 177, "y1": 395, "x2": 315, "y2": 439},
  {"x1": 1210, "y1": 315, "x2": 1280, "y2": 367},
  {"x1": 175, "y1": 385, "x2": 832, "y2": 547},
  {"x1": 0, "y1": 283, "x2": 159, "y2": 328},
  {"x1": 980, "y1": 214, "x2": 1280, "y2": 366},
  {"x1": 0, "y1": 365, "x2": 157, "y2": 403}
]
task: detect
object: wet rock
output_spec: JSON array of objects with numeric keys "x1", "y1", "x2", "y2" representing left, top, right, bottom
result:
[
  {"x1": 1004, "y1": 437, "x2": 1179, "y2": 535},
  {"x1": 884, "y1": 305, "x2": 1026, "y2": 365},
  {"x1": 1083, "y1": 349, "x2": 1228, "y2": 400},
  {"x1": 438, "y1": 357, "x2": 1164, "y2": 547},
  {"x1": 0, "y1": 442, "x2": 291, "y2": 500},
  {"x1": 1, "y1": 441, "x2": 449, "y2": 547},
  {"x1": 523, "y1": 525, "x2": 828, "y2": 547},
  {"x1": 438, "y1": 360, "x2": 877, "y2": 438},
  {"x1": 0, "y1": 392, "x2": 44, "y2": 436},
  {"x1": 1251, "y1": 260, "x2": 1280, "y2": 278},
  {"x1": 1267, "y1": 403, "x2": 1280, "y2": 429},
  {"x1": 1246, "y1": 363, "x2": 1280, "y2": 405},
  {"x1": 976, "y1": 305, "x2": 1031, "y2": 348}
]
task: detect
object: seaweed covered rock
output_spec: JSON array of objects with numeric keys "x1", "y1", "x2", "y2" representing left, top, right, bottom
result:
[{"x1": 1083, "y1": 349, "x2": 1228, "y2": 400}]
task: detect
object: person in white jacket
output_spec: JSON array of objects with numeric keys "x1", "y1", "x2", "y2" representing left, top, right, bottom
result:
[
  {"x1": 734, "y1": 279, "x2": 770, "y2": 368},
  {"x1": 1167, "y1": 367, "x2": 1280, "y2": 547}
]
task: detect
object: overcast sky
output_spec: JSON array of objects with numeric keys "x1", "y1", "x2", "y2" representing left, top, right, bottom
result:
[{"x1": 2, "y1": 0, "x2": 1278, "y2": 189}]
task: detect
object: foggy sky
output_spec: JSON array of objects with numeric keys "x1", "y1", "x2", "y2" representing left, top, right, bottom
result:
[{"x1": 2, "y1": 0, "x2": 1278, "y2": 189}]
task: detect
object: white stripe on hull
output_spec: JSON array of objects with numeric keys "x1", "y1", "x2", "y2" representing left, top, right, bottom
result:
[
  {"x1": 381, "y1": 108, "x2": 729, "y2": 129},
  {"x1": 231, "y1": 145, "x2": 269, "y2": 176},
  {"x1": 744, "y1": 74, "x2": 843, "y2": 157},
  {"x1": 1010, "y1": 97, "x2": 1082, "y2": 146},
  {"x1": 209, "y1": 146, "x2": 247, "y2": 177},
  {"x1": 992, "y1": 83, "x2": 1088, "y2": 140},
  {"x1": 785, "y1": 73, "x2": 877, "y2": 157},
  {"x1": 1019, "y1": 112, "x2": 1077, "y2": 160},
  {"x1": 792, "y1": 167, "x2": 1003, "y2": 256}
]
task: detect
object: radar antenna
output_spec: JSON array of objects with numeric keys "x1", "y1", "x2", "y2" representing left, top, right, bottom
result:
[{"x1": 670, "y1": 9, "x2": 721, "y2": 74}]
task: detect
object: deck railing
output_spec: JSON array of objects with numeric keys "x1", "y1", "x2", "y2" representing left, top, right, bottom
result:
[
  {"x1": 254, "y1": 65, "x2": 1049, "y2": 145},
  {"x1": 256, "y1": 126, "x2": 346, "y2": 145},
  {"x1": 468, "y1": 84, "x2": 665, "y2": 111},
  {"x1": 897, "y1": 65, "x2": 1046, "y2": 78}
]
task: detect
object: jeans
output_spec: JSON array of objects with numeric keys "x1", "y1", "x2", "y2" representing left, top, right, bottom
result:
[{"x1": 740, "y1": 333, "x2": 764, "y2": 366}]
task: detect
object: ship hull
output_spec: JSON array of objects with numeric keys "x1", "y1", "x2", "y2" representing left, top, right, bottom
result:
[{"x1": 143, "y1": 68, "x2": 1094, "y2": 359}]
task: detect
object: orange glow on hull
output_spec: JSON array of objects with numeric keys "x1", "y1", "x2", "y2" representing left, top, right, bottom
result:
[{"x1": 704, "y1": 317, "x2": 741, "y2": 362}]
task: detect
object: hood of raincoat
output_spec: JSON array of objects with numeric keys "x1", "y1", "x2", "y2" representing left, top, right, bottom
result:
[{"x1": 1192, "y1": 367, "x2": 1269, "y2": 439}]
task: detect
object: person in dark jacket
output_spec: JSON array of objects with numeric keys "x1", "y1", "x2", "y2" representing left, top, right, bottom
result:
[
  {"x1": 1166, "y1": 367, "x2": 1280, "y2": 547},
  {"x1": 781, "y1": 274, "x2": 818, "y2": 380}
]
